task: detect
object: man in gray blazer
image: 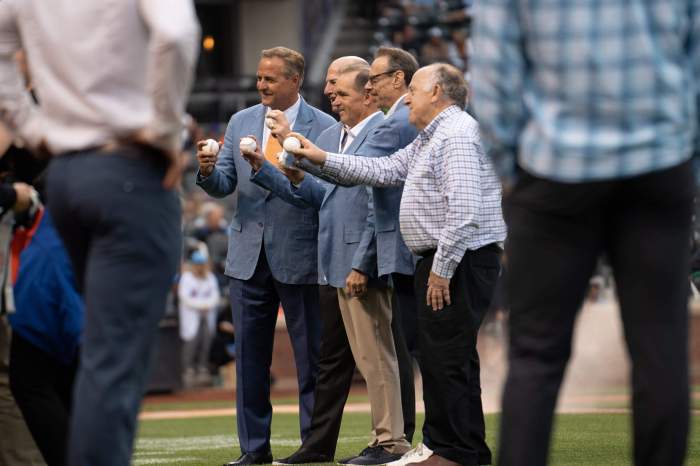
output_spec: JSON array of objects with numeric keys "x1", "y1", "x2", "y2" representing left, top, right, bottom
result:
[
  {"x1": 242, "y1": 65, "x2": 411, "y2": 465},
  {"x1": 196, "y1": 47, "x2": 335, "y2": 466}
]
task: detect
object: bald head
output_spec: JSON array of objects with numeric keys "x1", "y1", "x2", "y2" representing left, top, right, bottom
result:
[
  {"x1": 422, "y1": 63, "x2": 468, "y2": 108},
  {"x1": 325, "y1": 56, "x2": 369, "y2": 111}
]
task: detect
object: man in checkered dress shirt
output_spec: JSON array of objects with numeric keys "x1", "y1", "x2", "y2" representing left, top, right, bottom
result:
[
  {"x1": 471, "y1": 1, "x2": 698, "y2": 465},
  {"x1": 290, "y1": 63, "x2": 506, "y2": 466}
]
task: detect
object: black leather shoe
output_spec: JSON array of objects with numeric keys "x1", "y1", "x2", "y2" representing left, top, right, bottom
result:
[
  {"x1": 224, "y1": 452, "x2": 274, "y2": 466},
  {"x1": 273, "y1": 450, "x2": 333, "y2": 465},
  {"x1": 341, "y1": 446, "x2": 402, "y2": 465}
]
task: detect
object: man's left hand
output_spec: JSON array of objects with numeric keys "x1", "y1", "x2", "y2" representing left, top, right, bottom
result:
[
  {"x1": 345, "y1": 269, "x2": 368, "y2": 297},
  {"x1": 427, "y1": 272, "x2": 451, "y2": 311}
]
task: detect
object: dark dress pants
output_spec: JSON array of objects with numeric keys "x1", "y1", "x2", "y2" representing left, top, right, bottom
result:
[
  {"x1": 46, "y1": 148, "x2": 182, "y2": 466},
  {"x1": 391, "y1": 273, "x2": 417, "y2": 443},
  {"x1": 416, "y1": 246, "x2": 501, "y2": 466},
  {"x1": 9, "y1": 333, "x2": 78, "y2": 466},
  {"x1": 499, "y1": 161, "x2": 693, "y2": 466},
  {"x1": 297, "y1": 285, "x2": 355, "y2": 458},
  {"x1": 229, "y1": 247, "x2": 320, "y2": 454}
]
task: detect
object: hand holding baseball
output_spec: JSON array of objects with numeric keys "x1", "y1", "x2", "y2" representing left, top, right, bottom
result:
[
  {"x1": 196, "y1": 138, "x2": 221, "y2": 177},
  {"x1": 239, "y1": 135, "x2": 264, "y2": 172},
  {"x1": 285, "y1": 132, "x2": 328, "y2": 166}
]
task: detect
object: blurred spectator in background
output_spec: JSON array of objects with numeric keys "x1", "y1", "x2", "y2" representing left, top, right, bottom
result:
[
  {"x1": 9, "y1": 202, "x2": 83, "y2": 466},
  {"x1": 178, "y1": 250, "x2": 220, "y2": 388},
  {"x1": 192, "y1": 202, "x2": 229, "y2": 290},
  {"x1": 446, "y1": 28, "x2": 469, "y2": 72},
  {"x1": 399, "y1": 25, "x2": 422, "y2": 59},
  {"x1": 0, "y1": 49, "x2": 49, "y2": 466},
  {"x1": 420, "y1": 27, "x2": 450, "y2": 65}
]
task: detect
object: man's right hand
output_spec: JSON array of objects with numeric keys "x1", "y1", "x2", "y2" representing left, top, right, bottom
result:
[
  {"x1": 197, "y1": 139, "x2": 219, "y2": 177},
  {"x1": 12, "y1": 182, "x2": 34, "y2": 213},
  {"x1": 280, "y1": 166, "x2": 305, "y2": 185}
]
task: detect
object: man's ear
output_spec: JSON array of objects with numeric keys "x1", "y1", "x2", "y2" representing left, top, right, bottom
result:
[
  {"x1": 430, "y1": 83, "x2": 441, "y2": 103},
  {"x1": 393, "y1": 70, "x2": 405, "y2": 88}
]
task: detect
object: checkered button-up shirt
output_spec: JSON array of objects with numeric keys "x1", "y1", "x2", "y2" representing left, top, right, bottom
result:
[
  {"x1": 322, "y1": 105, "x2": 506, "y2": 279},
  {"x1": 471, "y1": 0, "x2": 699, "y2": 183}
]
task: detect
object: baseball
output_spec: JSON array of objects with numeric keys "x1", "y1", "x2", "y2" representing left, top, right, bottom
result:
[
  {"x1": 283, "y1": 136, "x2": 301, "y2": 153},
  {"x1": 239, "y1": 137, "x2": 257, "y2": 153},
  {"x1": 265, "y1": 117, "x2": 275, "y2": 129},
  {"x1": 203, "y1": 138, "x2": 219, "y2": 155}
]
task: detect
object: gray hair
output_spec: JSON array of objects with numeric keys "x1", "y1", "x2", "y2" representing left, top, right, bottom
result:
[
  {"x1": 338, "y1": 63, "x2": 370, "y2": 92},
  {"x1": 425, "y1": 63, "x2": 468, "y2": 108}
]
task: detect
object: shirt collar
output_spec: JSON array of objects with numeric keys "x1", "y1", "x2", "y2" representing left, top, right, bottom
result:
[
  {"x1": 346, "y1": 111, "x2": 383, "y2": 138},
  {"x1": 419, "y1": 105, "x2": 462, "y2": 141},
  {"x1": 385, "y1": 94, "x2": 406, "y2": 118}
]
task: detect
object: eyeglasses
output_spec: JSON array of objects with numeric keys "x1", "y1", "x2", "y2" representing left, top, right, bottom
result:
[{"x1": 368, "y1": 69, "x2": 398, "y2": 85}]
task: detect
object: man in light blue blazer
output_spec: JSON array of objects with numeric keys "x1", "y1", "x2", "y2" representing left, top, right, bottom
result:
[
  {"x1": 320, "y1": 47, "x2": 422, "y2": 456},
  {"x1": 195, "y1": 47, "x2": 335, "y2": 466},
  {"x1": 243, "y1": 65, "x2": 411, "y2": 466}
]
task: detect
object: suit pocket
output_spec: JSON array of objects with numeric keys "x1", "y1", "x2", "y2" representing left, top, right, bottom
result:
[{"x1": 344, "y1": 228, "x2": 362, "y2": 244}]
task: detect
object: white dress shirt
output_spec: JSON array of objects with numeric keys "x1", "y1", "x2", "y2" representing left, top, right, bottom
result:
[
  {"x1": 262, "y1": 95, "x2": 301, "y2": 149},
  {"x1": 0, "y1": 0, "x2": 200, "y2": 154},
  {"x1": 322, "y1": 106, "x2": 507, "y2": 279},
  {"x1": 340, "y1": 111, "x2": 383, "y2": 152}
]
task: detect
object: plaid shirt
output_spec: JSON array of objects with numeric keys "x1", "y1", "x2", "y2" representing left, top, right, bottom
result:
[
  {"x1": 471, "y1": 0, "x2": 699, "y2": 183},
  {"x1": 322, "y1": 106, "x2": 506, "y2": 279}
]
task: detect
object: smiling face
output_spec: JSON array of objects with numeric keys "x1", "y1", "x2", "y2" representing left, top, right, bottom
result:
[
  {"x1": 331, "y1": 72, "x2": 366, "y2": 127},
  {"x1": 324, "y1": 63, "x2": 342, "y2": 112},
  {"x1": 256, "y1": 57, "x2": 300, "y2": 110},
  {"x1": 365, "y1": 56, "x2": 401, "y2": 111}
]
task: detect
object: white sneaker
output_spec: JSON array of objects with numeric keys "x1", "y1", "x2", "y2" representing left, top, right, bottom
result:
[{"x1": 385, "y1": 443, "x2": 433, "y2": 466}]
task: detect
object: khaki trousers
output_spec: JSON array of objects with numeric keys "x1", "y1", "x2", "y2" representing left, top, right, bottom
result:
[{"x1": 337, "y1": 287, "x2": 410, "y2": 454}]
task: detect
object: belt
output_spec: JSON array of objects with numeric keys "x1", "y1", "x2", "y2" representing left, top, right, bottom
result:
[{"x1": 417, "y1": 243, "x2": 502, "y2": 259}]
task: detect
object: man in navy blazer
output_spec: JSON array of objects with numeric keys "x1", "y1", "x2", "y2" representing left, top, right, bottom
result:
[
  {"x1": 196, "y1": 47, "x2": 335, "y2": 466},
  {"x1": 243, "y1": 64, "x2": 411, "y2": 466}
]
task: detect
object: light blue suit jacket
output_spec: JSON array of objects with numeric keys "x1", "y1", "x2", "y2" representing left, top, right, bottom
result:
[
  {"x1": 196, "y1": 98, "x2": 336, "y2": 284},
  {"x1": 321, "y1": 100, "x2": 419, "y2": 277},
  {"x1": 251, "y1": 113, "x2": 386, "y2": 289}
]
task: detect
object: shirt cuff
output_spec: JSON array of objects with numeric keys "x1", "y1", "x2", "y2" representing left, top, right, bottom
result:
[
  {"x1": 431, "y1": 253, "x2": 458, "y2": 279},
  {"x1": 321, "y1": 152, "x2": 342, "y2": 177}
]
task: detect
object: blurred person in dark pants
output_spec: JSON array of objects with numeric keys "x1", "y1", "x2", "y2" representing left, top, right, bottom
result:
[
  {"x1": 0, "y1": 2, "x2": 200, "y2": 466},
  {"x1": 472, "y1": 2, "x2": 698, "y2": 465}
]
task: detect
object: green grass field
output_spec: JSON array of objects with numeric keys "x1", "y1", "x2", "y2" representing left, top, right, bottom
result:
[{"x1": 134, "y1": 411, "x2": 700, "y2": 466}]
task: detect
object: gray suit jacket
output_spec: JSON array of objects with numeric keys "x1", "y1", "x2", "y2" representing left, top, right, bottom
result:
[
  {"x1": 196, "y1": 98, "x2": 336, "y2": 284},
  {"x1": 251, "y1": 113, "x2": 386, "y2": 288}
]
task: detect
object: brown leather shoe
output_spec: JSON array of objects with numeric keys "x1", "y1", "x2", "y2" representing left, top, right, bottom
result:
[{"x1": 406, "y1": 454, "x2": 461, "y2": 466}]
